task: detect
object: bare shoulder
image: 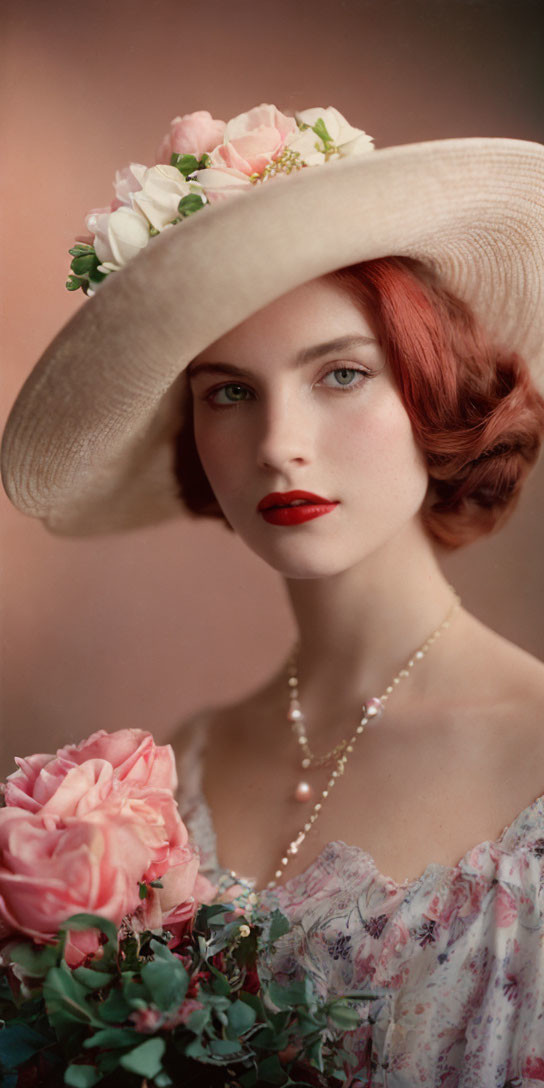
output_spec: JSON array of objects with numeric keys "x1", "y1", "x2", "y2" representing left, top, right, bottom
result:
[{"x1": 463, "y1": 612, "x2": 544, "y2": 728}]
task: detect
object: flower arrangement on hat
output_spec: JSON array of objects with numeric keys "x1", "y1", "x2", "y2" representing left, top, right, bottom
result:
[
  {"x1": 66, "y1": 104, "x2": 374, "y2": 296},
  {"x1": 0, "y1": 728, "x2": 378, "y2": 1088}
]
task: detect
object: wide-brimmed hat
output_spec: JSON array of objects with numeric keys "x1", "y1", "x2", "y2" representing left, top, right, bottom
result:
[{"x1": 2, "y1": 105, "x2": 544, "y2": 536}]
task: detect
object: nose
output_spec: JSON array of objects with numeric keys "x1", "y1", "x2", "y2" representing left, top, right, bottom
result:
[{"x1": 255, "y1": 390, "x2": 311, "y2": 474}]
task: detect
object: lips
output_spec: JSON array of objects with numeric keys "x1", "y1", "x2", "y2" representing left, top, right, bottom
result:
[
  {"x1": 257, "y1": 490, "x2": 334, "y2": 511},
  {"x1": 257, "y1": 490, "x2": 339, "y2": 527}
]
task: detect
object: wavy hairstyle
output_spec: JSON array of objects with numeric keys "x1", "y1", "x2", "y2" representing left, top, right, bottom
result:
[{"x1": 173, "y1": 256, "x2": 544, "y2": 551}]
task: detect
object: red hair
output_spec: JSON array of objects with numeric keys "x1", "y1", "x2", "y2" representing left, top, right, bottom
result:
[{"x1": 174, "y1": 256, "x2": 544, "y2": 551}]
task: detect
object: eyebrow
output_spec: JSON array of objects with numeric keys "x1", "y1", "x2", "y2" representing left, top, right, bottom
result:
[{"x1": 186, "y1": 334, "x2": 378, "y2": 381}]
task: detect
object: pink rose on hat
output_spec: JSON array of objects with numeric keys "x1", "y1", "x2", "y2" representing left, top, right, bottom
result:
[
  {"x1": 192, "y1": 102, "x2": 299, "y2": 203},
  {"x1": 156, "y1": 109, "x2": 226, "y2": 163}
]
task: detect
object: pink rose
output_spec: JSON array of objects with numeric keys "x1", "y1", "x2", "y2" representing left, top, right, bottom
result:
[
  {"x1": 137, "y1": 859, "x2": 217, "y2": 944},
  {"x1": 156, "y1": 110, "x2": 226, "y2": 163},
  {"x1": 207, "y1": 103, "x2": 297, "y2": 177},
  {"x1": 0, "y1": 806, "x2": 153, "y2": 962},
  {"x1": 0, "y1": 729, "x2": 209, "y2": 965},
  {"x1": 4, "y1": 728, "x2": 177, "y2": 813}
]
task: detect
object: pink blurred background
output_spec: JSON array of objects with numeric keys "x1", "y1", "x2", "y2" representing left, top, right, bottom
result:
[{"x1": 1, "y1": 0, "x2": 543, "y2": 774}]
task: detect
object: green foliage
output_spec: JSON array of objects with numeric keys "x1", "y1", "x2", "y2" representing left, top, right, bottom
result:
[
  {"x1": 0, "y1": 900, "x2": 379, "y2": 1088},
  {"x1": 177, "y1": 193, "x2": 206, "y2": 217},
  {"x1": 65, "y1": 244, "x2": 108, "y2": 294},
  {"x1": 170, "y1": 152, "x2": 211, "y2": 176}
]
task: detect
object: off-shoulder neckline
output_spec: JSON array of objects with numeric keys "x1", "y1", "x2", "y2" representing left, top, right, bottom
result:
[
  {"x1": 180, "y1": 714, "x2": 544, "y2": 895},
  {"x1": 192, "y1": 779, "x2": 544, "y2": 897}
]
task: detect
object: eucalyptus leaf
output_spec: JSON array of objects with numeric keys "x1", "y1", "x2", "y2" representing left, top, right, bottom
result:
[
  {"x1": 257, "y1": 1053, "x2": 288, "y2": 1084},
  {"x1": 72, "y1": 966, "x2": 113, "y2": 991},
  {"x1": 83, "y1": 1026, "x2": 141, "y2": 1050},
  {"x1": 43, "y1": 962, "x2": 102, "y2": 1041},
  {"x1": 64, "y1": 1064, "x2": 101, "y2": 1087},
  {"x1": 58, "y1": 913, "x2": 118, "y2": 949},
  {"x1": 97, "y1": 988, "x2": 133, "y2": 1024},
  {"x1": 326, "y1": 1002, "x2": 362, "y2": 1029},
  {"x1": 208, "y1": 964, "x2": 231, "y2": 996},
  {"x1": 141, "y1": 956, "x2": 188, "y2": 1012},
  {"x1": 0, "y1": 1020, "x2": 53, "y2": 1068},
  {"x1": 9, "y1": 940, "x2": 59, "y2": 977},
  {"x1": 267, "y1": 980, "x2": 308, "y2": 1010},
  {"x1": 119, "y1": 1036, "x2": 166, "y2": 1077},
  {"x1": 226, "y1": 997, "x2": 257, "y2": 1037},
  {"x1": 267, "y1": 910, "x2": 291, "y2": 944},
  {"x1": 186, "y1": 1006, "x2": 210, "y2": 1033},
  {"x1": 208, "y1": 1037, "x2": 245, "y2": 1057}
]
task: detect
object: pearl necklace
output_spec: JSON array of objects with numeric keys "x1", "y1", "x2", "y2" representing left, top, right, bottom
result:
[{"x1": 266, "y1": 588, "x2": 461, "y2": 889}]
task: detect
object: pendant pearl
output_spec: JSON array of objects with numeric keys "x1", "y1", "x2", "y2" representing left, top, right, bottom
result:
[
  {"x1": 294, "y1": 781, "x2": 313, "y2": 802},
  {"x1": 364, "y1": 696, "x2": 384, "y2": 724}
]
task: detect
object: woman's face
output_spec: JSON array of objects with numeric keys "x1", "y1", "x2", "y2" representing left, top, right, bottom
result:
[{"x1": 188, "y1": 276, "x2": 431, "y2": 579}]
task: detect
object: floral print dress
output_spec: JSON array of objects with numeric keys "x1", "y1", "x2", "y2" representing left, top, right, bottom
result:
[{"x1": 176, "y1": 717, "x2": 544, "y2": 1087}]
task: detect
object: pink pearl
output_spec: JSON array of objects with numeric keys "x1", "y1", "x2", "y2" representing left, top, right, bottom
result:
[
  {"x1": 294, "y1": 781, "x2": 313, "y2": 802},
  {"x1": 364, "y1": 697, "x2": 384, "y2": 724}
]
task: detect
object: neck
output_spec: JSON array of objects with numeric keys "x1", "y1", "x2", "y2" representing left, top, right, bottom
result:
[{"x1": 284, "y1": 520, "x2": 461, "y2": 715}]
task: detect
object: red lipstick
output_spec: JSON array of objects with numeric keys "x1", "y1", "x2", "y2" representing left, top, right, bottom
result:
[{"x1": 257, "y1": 490, "x2": 339, "y2": 526}]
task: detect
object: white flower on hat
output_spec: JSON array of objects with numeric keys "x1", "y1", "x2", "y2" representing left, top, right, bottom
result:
[
  {"x1": 287, "y1": 106, "x2": 374, "y2": 164},
  {"x1": 131, "y1": 164, "x2": 206, "y2": 231},
  {"x1": 113, "y1": 163, "x2": 146, "y2": 206},
  {"x1": 86, "y1": 205, "x2": 150, "y2": 272}
]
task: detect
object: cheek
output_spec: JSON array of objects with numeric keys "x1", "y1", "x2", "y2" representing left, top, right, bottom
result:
[{"x1": 325, "y1": 397, "x2": 428, "y2": 499}]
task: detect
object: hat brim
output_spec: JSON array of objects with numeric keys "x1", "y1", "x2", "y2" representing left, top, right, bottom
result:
[{"x1": 2, "y1": 136, "x2": 544, "y2": 535}]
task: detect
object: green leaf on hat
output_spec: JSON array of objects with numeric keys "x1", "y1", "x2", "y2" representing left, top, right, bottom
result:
[
  {"x1": 70, "y1": 254, "x2": 98, "y2": 275},
  {"x1": 68, "y1": 243, "x2": 95, "y2": 257},
  {"x1": 66, "y1": 275, "x2": 85, "y2": 291},
  {"x1": 311, "y1": 117, "x2": 333, "y2": 147},
  {"x1": 170, "y1": 153, "x2": 200, "y2": 177},
  {"x1": 178, "y1": 193, "x2": 205, "y2": 217}
]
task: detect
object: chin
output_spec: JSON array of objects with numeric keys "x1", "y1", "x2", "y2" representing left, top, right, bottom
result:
[{"x1": 241, "y1": 535, "x2": 359, "y2": 580}]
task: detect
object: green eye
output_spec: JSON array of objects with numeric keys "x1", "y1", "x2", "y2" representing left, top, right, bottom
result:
[
  {"x1": 323, "y1": 367, "x2": 364, "y2": 387},
  {"x1": 335, "y1": 368, "x2": 356, "y2": 385},
  {"x1": 214, "y1": 383, "x2": 251, "y2": 403}
]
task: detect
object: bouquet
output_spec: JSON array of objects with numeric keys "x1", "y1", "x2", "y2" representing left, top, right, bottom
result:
[{"x1": 0, "y1": 729, "x2": 378, "y2": 1087}]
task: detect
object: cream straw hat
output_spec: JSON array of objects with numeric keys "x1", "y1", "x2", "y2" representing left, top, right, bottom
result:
[{"x1": 2, "y1": 104, "x2": 543, "y2": 536}]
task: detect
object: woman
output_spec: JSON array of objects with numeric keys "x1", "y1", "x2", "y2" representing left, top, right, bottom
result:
[{"x1": 2, "y1": 104, "x2": 544, "y2": 1083}]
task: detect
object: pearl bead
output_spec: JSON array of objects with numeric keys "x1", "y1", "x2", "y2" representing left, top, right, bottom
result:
[
  {"x1": 288, "y1": 705, "x2": 303, "y2": 722},
  {"x1": 365, "y1": 697, "x2": 384, "y2": 723},
  {"x1": 294, "y1": 781, "x2": 312, "y2": 802}
]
